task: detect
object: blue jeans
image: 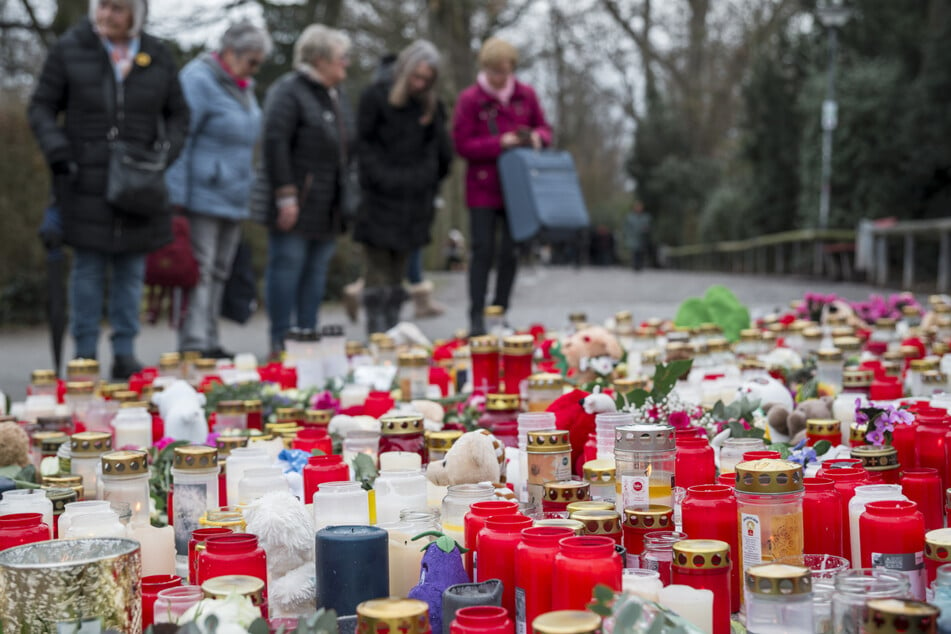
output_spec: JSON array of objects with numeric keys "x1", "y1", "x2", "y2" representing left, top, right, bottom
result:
[
  {"x1": 266, "y1": 231, "x2": 336, "y2": 350},
  {"x1": 406, "y1": 248, "x2": 423, "y2": 285},
  {"x1": 70, "y1": 248, "x2": 146, "y2": 359}
]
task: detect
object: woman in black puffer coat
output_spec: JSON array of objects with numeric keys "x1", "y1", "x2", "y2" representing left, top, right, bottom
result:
[{"x1": 353, "y1": 40, "x2": 451, "y2": 335}]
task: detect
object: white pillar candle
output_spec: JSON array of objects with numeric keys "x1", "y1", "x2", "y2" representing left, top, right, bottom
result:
[
  {"x1": 379, "y1": 451, "x2": 422, "y2": 472},
  {"x1": 112, "y1": 406, "x2": 152, "y2": 450},
  {"x1": 339, "y1": 384, "x2": 370, "y2": 409},
  {"x1": 131, "y1": 521, "x2": 176, "y2": 576},
  {"x1": 622, "y1": 568, "x2": 663, "y2": 602},
  {"x1": 657, "y1": 585, "x2": 714, "y2": 634},
  {"x1": 833, "y1": 394, "x2": 861, "y2": 444},
  {"x1": 381, "y1": 522, "x2": 426, "y2": 597}
]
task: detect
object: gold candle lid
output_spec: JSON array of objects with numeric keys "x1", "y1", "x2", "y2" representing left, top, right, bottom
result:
[
  {"x1": 398, "y1": 351, "x2": 430, "y2": 367},
  {"x1": 111, "y1": 389, "x2": 138, "y2": 403},
  {"x1": 622, "y1": 505, "x2": 674, "y2": 530},
  {"x1": 120, "y1": 400, "x2": 149, "y2": 409},
  {"x1": 100, "y1": 450, "x2": 149, "y2": 476},
  {"x1": 346, "y1": 340, "x2": 365, "y2": 356},
  {"x1": 734, "y1": 459, "x2": 804, "y2": 494},
  {"x1": 568, "y1": 311, "x2": 587, "y2": 323},
  {"x1": 36, "y1": 414, "x2": 73, "y2": 431},
  {"x1": 739, "y1": 358, "x2": 766, "y2": 371},
  {"x1": 529, "y1": 373, "x2": 564, "y2": 389},
  {"x1": 850, "y1": 422, "x2": 867, "y2": 444},
  {"x1": 569, "y1": 509, "x2": 621, "y2": 535},
  {"x1": 925, "y1": 528, "x2": 951, "y2": 563},
  {"x1": 910, "y1": 358, "x2": 940, "y2": 372},
  {"x1": 485, "y1": 305, "x2": 505, "y2": 318},
  {"x1": 527, "y1": 430, "x2": 570, "y2": 453},
  {"x1": 70, "y1": 431, "x2": 112, "y2": 456},
  {"x1": 672, "y1": 539, "x2": 731, "y2": 570},
  {"x1": 469, "y1": 335, "x2": 500, "y2": 352},
  {"x1": 851, "y1": 444, "x2": 899, "y2": 471},
  {"x1": 32, "y1": 431, "x2": 68, "y2": 452},
  {"x1": 740, "y1": 329, "x2": 762, "y2": 341},
  {"x1": 806, "y1": 419, "x2": 841, "y2": 436},
  {"x1": 922, "y1": 370, "x2": 947, "y2": 385},
  {"x1": 900, "y1": 345, "x2": 921, "y2": 359},
  {"x1": 817, "y1": 348, "x2": 843, "y2": 361},
  {"x1": 532, "y1": 610, "x2": 601, "y2": 634},
  {"x1": 427, "y1": 430, "x2": 463, "y2": 451},
  {"x1": 486, "y1": 393, "x2": 520, "y2": 411},
  {"x1": 66, "y1": 380, "x2": 95, "y2": 395},
  {"x1": 42, "y1": 474, "x2": 83, "y2": 498},
  {"x1": 380, "y1": 413, "x2": 424, "y2": 436},
  {"x1": 543, "y1": 480, "x2": 591, "y2": 505},
  {"x1": 533, "y1": 518, "x2": 585, "y2": 535},
  {"x1": 843, "y1": 369, "x2": 875, "y2": 388},
  {"x1": 244, "y1": 399, "x2": 263, "y2": 413},
  {"x1": 875, "y1": 317, "x2": 898, "y2": 328},
  {"x1": 833, "y1": 336, "x2": 862, "y2": 352},
  {"x1": 305, "y1": 409, "x2": 333, "y2": 425},
  {"x1": 173, "y1": 445, "x2": 219, "y2": 470},
  {"x1": 641, "y1": 349, "x2": 661, "y2": 365},
  {"x1": 217, "y1": 400, "x2": 247, "y2": 415},
  {"x1": 181, "y1": 350, "x2": 202, "y2": 363},
  {"x1": 266, "y1": 422, "x2": 298, "y2": 434},
  {"x1": 802, "y1": 327, "x2": 823, "y2": 340},
  {"x1": 613, "y1": 377, "x2": 648, "y2": 394},
  {"x1": 707, "y1": 337, "x2": 731, "y2": 353},
  {"x1": 275, "y1": 406, "x2": 301, "y2": 422},
  {"x1": 31, "y1": 369, "x2": 57, "y2": 385},
  {"x1": 356, "y1": 598, "x2": 430, "y2": 634},
  {"x1": 248, "y1": 433, "x2": 275, "y2": 442},
  {"x1": 158, "y1": 352, "x2": 181, "y2": 369},
  {"x1": 502, "y1": 334, "x2": 534, "y2": 355},
  {"x1": 615, "y1": 310, "x2": 633, "y2": 326},
  {"x1": 864, "y1": 599, "x2": 939, "y2": 634},
  {"x1": 216, "y1": 434, "x2": 249, "y2": 454},
  {"x1": 566, "y1": 500, "x2": 615, "y2": 514},
  {"x1": 582, "y1": 459, "x2": 617, "y2": 485},
  {"x1": 745, "y1": 563, "x2": 812, "y2": 596},
  {"x1": 67, "y1": 358, "x2": 100, "y2": 377},
  {"x1": 44, "y1": 486, "x2": 78, "y2": 514},
  {"x1": 202, "y1": 575, "x2": 265, "y2": 606},
  {"x1": 193, "y1": 358, "x2": 217, "y2": 371}
]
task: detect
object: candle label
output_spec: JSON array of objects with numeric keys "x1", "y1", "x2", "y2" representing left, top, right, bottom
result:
[
  {"x1": 57, "y1": 617, "x2": 102, "y2": 633},
  {"x1": 515, "y1": 586, "x2": 527, "y2": 634},
  {"x1": 621, "y1": 475, "x2": 650, "y2": 509},
  {"x1": 173, "y1": 482, "x2": 208, "y2": 556},
  {"x1": 741, "y1": 513, "x2": 763, "y2": 568},
  {"x1": 871, "y1": 551, "x2": 926, "y2": 600}
]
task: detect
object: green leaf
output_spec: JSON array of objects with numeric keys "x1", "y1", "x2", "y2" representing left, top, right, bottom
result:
[
  {"x1": 651, "y1": 360, "x2": 693, "y2": 401},
  {"x1": 435, "y1": 535, "x2": 457, "y2": 553},
  {"x1": 628, "y1": 388, "x2": 652, "y2": 409},
  {"x1": 352, "y1": 453, "x2": 379, "y2": 491},
  {"x1": 711, "y1": 400, "x2": 728, "y2": 421},
  {"x1": 247, "y1": 619, "x2": 270, "y2": 634},
  {"x1": 593, "y1": 584, "x2": 615, "y2": 603},
  {"x1": 766, "y1": 443, "x2": 791, "y2": 459},
  {"x1": 813, "y1": 440, "x2": 833, "y2": 456},
  {"x1": 310, "y1": 448, "x2": 326, "y2": 456},
  {"x1": 613, "y1": 601, "x2": 643, "y2": 633},
  {"x1": 615, "y1": 392, "x2": 628, "y2": 410},
  {"x1": 588, "y1": 603, "x2": 613, "y2": 618}
]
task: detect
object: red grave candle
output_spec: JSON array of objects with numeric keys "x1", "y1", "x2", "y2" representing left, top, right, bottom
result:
[
  {"x1": 470, "y1": 336, "x2": 500, "y2": 394},
  {"x1": 189, "y1": 527, "x2": 232, "y2": 584},
  {"x1": 514, "y1": 526, "x2": 575, "y2": 632},
  {"x1": 851, "y1": 445, "x2": 902, "y2": 485},
  {"x1": 551, "y1": 535, "x2": 622, "y2": 611},
  {"x1": 823, "y1": 467, "x2": 868, "y2": 562},
  {"x1": 0, "y1": 513, "x2": 49, "y2": 551},
  {"x1": 672, "y1": 539, "x2": 732, "y2": 634},
  {"x1": 479, "y1": 394, "x2": 520, "y2": 449},
  {"x1": 859, "y1": 499, "x2": 926, "y2": 600},
  {"x1": 915, "y1": 412, "x2": 949, "y2": 491},
  {"x1": 806, "y1": 419, "x2": 842, "y2": 447},
  {"x1": 141, "y1": 574, "x2": 182, "y2": 629},
  {"x1": 197, "y1": 534, "x2": 268, "y2": 599},
  {"x1": 675, "y1": 436, "x2": 716, "y2": 491},
  {"x1": 802, "y1": 477, "x2": 844, "y2": 559},
  {"x1": 742, "y1": 451, "x2": 781, "y2": 461},
  {"x1": 682, "y1": 484, "x2": 741, "y2": 614},
  {"x1": 476, "y1": 514, "x2": 533, "y2": 617},
  {"x1": 450, "y1": 606, "x2": 514, "y2": 634},
  {"x1": 891, "y1": 420, "x2": 918, "y2": 471},
  {"x1": 302, "y1": 454, "x2": 350, "y2": 503},
  {"x1": 465, "y1": 500, "x2": 519, "y2": 578},
  {"x1": 717, "y1": 472, "x2": 736, "y2": 487},
  {"x1": 902, "y1": 468, "x2": 944, "y2": 531},
  {"x1": 379, "y1": 413, "x2": 428, "y2": 465},
  {"x1": 541, "y1": 480, "x2": 590, "y2": 513},
  {"x1": 244, "y1": 400, "x2": 263, "y2": 431},
  {"x1": 292, "y1": 427, "x2": 333, "y2": 455},
  {"x1": 501, "y1": 335, "x2": 533, "y2": 395},
  {"x1": 622, "y1": 505, "x2": 674, "y2": 569},
  {"x1": 816, "y1": 458, "x2": 864, "y2": 478}
]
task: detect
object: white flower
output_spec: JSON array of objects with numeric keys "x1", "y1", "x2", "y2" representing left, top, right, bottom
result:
[
  {"x1": 588, "y1": 355, "x2": 617, "y2": 376},
  {"x1": 179, "y1": 594, "x2": 260, "y2": 631}
]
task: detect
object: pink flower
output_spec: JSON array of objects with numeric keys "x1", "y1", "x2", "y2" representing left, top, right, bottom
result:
[
  {"x1": 311, "y1": 390, "x2": 341, "y2": 414},
  {"x1": 153, "y1": 436, "x2": 177, "y2": 451},
  {"x1": 668, "y1": 411, "x2": 692, "y2": 430}
]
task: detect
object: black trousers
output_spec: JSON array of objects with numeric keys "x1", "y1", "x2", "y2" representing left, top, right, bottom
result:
[{"x1": 468, "y1": 206, "x2": 518, "y2": 319}]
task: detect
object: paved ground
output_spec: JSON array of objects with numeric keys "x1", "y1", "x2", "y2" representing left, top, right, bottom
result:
[{"x1": 0, "y1": 265, "x2": 904, "y2": 401}]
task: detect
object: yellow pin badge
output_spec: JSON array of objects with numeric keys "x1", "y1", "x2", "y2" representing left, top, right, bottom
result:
[{"x1": 135, "y1": 52, "x2": 151, "y2": 67}]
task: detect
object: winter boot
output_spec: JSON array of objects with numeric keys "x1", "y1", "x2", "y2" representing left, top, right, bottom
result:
[
  {"x1": 343, "y1": 278, "x2": 364, "y2": 324},
  {"x1": 383, "y1": 285, "x2": 408, "y2": 331},
  {"x1": 111, "y1": 355, "x2": 143, "y2": 380},
  {"x1": 408, "y1": 280, "x2": 446, "y2": 319},
  {"x1": 363, "y1": 286, "x2": 389, "y2": 338},
  {"x1": 468, "y1": 308, "x2": 486, "y2": 337}
]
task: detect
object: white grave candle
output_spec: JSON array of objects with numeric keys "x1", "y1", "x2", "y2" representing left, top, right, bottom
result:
[{"x1": 658, "y1": 585, "x2": 714, "y2": 634}]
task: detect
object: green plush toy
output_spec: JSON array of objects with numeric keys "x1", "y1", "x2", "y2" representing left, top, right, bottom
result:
[{"x1": 674, "y1": 285, "x2": 751, "y2": 342}]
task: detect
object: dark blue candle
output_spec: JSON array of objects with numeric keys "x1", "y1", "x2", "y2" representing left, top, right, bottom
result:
[{"x1": 316, "y1": 525, "x2": 389, "y2": 615}]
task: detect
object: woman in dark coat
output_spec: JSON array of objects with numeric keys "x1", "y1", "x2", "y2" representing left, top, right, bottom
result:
[
  {"x1": 28, "y1": 0, "x2": 189, "y2": 379},
  {"x1": 260, "y1": 24, "x2": 353, "y2": 358},
  {"x1": 353, "y1": 40, "x2": 451, "y2": 335}
]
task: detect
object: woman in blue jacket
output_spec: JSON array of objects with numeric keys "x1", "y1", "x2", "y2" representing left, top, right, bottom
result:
[{"x1": 165, "y1": 21, "x2": 272, "y2": 358}]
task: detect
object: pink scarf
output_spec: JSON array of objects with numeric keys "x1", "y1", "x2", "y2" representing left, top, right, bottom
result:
[
  {"x1": 477, "y1": 71, "x2": 515, "y2": 106},
  {"x1": 213, "y1": 52, "x2": 249, "y2": 90}
]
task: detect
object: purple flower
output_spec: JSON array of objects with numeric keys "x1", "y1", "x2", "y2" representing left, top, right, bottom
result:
[
  {"x1": 205, "y1": 431, "x2": 221, "y2": 447},
  {"x1": 866, "y1": 429, "x2": 885, "y2": 446},
  {"x1": 311, "y1": 390, "x2": 340, "y2": 414},
  {"x1": 883, "y1": 407, "x2": 914, "y2": 428},
  {"x1": 854, "y1": 398, "x2": 869, "y2": 426}
]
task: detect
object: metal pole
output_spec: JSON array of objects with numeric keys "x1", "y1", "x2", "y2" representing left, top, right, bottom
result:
[{"x1": 818, "y1": 26, "x2": 839, "y2": 232}]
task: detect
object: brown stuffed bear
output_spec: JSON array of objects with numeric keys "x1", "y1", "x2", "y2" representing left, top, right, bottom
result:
[
  {"x1": 764, "y1": 396, "x2": 835, "y2": 445},
  {"x1": 561, "y1": 326, "x2": 624, "y2": 384},
  {"x1": 425, "y1": 430, "x2": 512, "y2": 498},
  {"x1": 0, "y1": 421, "x2": 30, "y2": 479}
]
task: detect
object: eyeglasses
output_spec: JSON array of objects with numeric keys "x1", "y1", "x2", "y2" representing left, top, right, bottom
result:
[{"x1": 245, "y1": 57, "x2": 263, "y2": 70}]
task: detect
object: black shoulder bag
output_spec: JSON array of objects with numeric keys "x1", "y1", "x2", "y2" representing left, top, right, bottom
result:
[{"x1": 103, "y1": 72, "x2": 171, "y2": 216}]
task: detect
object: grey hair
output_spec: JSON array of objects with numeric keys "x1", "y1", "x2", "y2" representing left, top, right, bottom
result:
[
  {"x1": 293, "y1": 24, "x2": 351, "y2": 68},
  {"x1": 388, "y1": 40, "x2": 441, "y2": 123},
  {"x1": 219, "y1": 21, "x2": 273, "y2": 58},
  {"x1": 88, "y1": 0, "x2": 148, "y2": 37}
]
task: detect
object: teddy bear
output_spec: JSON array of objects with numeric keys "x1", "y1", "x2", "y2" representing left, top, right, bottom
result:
[
  {"x1": 0, "y1": 421, "x2": 30, "y2": 480},
  {"x1": 764, "y1": 396, "x2": 834, "y2": 445},
  {"x1": 561, "y1": 326, "x2": 624, "y2": 384},
  {"x1": 151, "y1": 380, "x2": 208, "y2": 444},
  {"x1": 425, "y1": 430, "x2": 506, "y2": 489}
]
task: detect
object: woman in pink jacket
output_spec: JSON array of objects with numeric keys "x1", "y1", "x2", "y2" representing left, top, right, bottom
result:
[{"x1": 452, "y1": 37, "x2": 552, "y2": 336}]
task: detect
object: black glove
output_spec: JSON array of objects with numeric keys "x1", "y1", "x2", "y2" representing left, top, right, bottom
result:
[{"x1": 51, "y1": 160, "x2": 76, "y2": 176}]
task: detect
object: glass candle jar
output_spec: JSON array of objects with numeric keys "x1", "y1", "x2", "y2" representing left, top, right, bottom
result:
[
  {"x1": 313, "y1": 481, "x2": 370, "y2": 530},
  {"x1": 916, "y1": 412, "x2": 950, "y2": 491},
  {"x1": 526, "y1": 373, "x2": 564, "y2": 412},
  {"x1": 356, "y1": 598, "x2": 430, "y2": 634},
  {"x1": 451, "y1": 346, "x2": 471, "y2": 394},
  {"x1": 152, "y1": 585, "x2": 203, "y2": 625},
  {"x1": 0, "y1": 512, "x2": 49, "y2": 551},
  {"x1": 863, "y1": 598, "x2": 939, "y2": 634},
  {"x1": 441, "y1": 483, "x2": 495, "y2": 546},
  {"x1": 925, "y1": 528, "x2": 951, "y2": 588},
  {"x1": 851, "y1": 445, "x2": 901, "y2": 485},
  {"x1": 820, "y1": 467, "x2": 868, "y2": 567},
  {"x1": 675, "y1": 436, "x2": 715, "y2": 491},
  {"x1": 170, "y1": 445, "x2": 220, "y2": 560},
  {"x1": 196, "y1": 533, "x2": 267, "y2": 593},
  {"x1": 470, "y1": 335, "x2": 500, "y2": 394},
  {"x1": 70, "y1": 431, "x2": 113, "y2": 498},
  {"x1": 342, "y1": 429, "x2": 381, "y2": 472},
  {"x1": 480, "y1": 394, "x2": 520, "y2": 449},
  {"x1": 542, "y1": 481, "x2": 590, "y2": 513},
  {"x1": 531, "y1": 610, "x2": 601, "y2": 634},
  {"x1": 30, "y1": 431, "x2": 67, "y2": 474},
  {"x1": 374, "y1": 469, "x2": 428, "y2": 525},
  {"x1": 63, "y1": 508, "x2": 126, "y2": 538},
  {"x1": 848, "y1": 484, "x2": 908, "y2": 570},
  {"x1": 614, "y1": 424, "x2": 676, "y2": 511},
  {"x1": 621, "y1": 505, "x2": 673, "y2": 569},
  {"x1": 450, "y1": 605, "x2": 513, "y2": 634},
  {"x1": 526, "y1": 430, "x2": 572, "y2": 507},
  {"x1": 0, "y1": 489, "x2": 54, "y2": 540},
  {"x1": 428, "y1": 430, "x2": 463, "y2": 463},
  {"x1": 735, "y1": 459, "x2": 805, "y2": 574},
  {"x1": 816, "y1": 348, "x2": 844, "y2": 394},
  {"x1": 860, "y1": 500, "x2": 927, "y2": 600},
  {"x1": 57, "y1": 500, "x2": 109, "y2": 538},
  {"x1": 718, "y1": 438, "x2": 766, "y2": 475},
  {"x1": 902, "y1": 468, "x2": 944, "y2": 532},
  {"x1": 100, "y1": 450, "x2": 150, "y2": 524},
  {"x1": 465, "y1": 500, "x2": 519, "y2": 579},
  {"x1": 501, "y1": 334, "x2": 533, "y2": 395},
  {"x1": 292, "y1": 427, "x2": 333, "y2": 455},
  {"x1": 397, "y1": 351, "x2": 430, "y2": 401},
  {"x1": 112, "y1": 402, "x2": 152, "y2": 450},
  {"x1": 832, "y1": 568, "x2": 910, "y2": 634},
  {"x1": 569, "y1": 509, "x2": 622, "y2": 545},
  {"x1": 225, "y1": 447, "x2": 270, "y2": 506},
  {"x1": 582, "y1": 459, "x2": 616, "y2": 502},
  {"x1": 142, "y1": 574, "x2": 183, "y2": 629},
  {"x1": 681, "y1": 484, "x2": 740, "y2": 614},
  {"x1": 671, "y1": 539, "x2": 732, "y2": 634},
  {"x1": 379, "y1": 413, "x2": 427, "y2": 465},
  {"x1": 891, "y1": 419, "x2": 918, "y2": 473},
  {"x1": 641, "y1": 530, "x2": 688, "y2": 586},
  {"x1": 551, "y1": 535, "x2": 623, "y2": 611},
  {"x1": 745, "y1": 563, "x2": 814, "y2": 634},
  {"x1": 238, "y1": 467, "x2": 288, "y2": 505},
  {"x1": 379, "y1": 508, "x2": 441, "y2": 597},
  {"x1": 806, "y1": 419, "x2": 842, "y2": 447},
  {"x1": 201, "y1": 574, "x2": 267, "y2": 619},
  {"x1": 199, "y1": 505, "x2": 246, "y2": 532},
  {"x1": 514, "y1": 526, "x2": 576, "y2": 633},
  {"x1": 214, "y1": 400, "x2": 247, "y2": 432},
  {"x1": 477, "y1": 514, "x2": 534, "y2": 615},
  {"x1": 802, "y1": 477, "x2": 845, "y2": 560},
  {"x1": 188, "y1": 527, "x2": 232, "y2": 584}
]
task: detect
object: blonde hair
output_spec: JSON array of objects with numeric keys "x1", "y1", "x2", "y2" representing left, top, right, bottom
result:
[
  {"x1": 478, "y1": 37, "x2": 518, "y2": 71},
  {"x1": 388, "y1": 40, "x2": 441, "y2": 125},
  {"x1": 88, "y1": 0, "x2": 147, "y2": 37},
  {"x1": 293, "y1": 24, "x2": 351, "y2": 68}
]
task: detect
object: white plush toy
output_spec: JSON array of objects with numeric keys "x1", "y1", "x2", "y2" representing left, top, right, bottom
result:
[
  {"x1": 244, "y1": 490, "x2": 316, "y2": 617},
  {"x1": 151, "y1": 380, "x2": 208, "y2": 443},
  {"x1": 736, "y1": 375, "x2": 794, "y2": 412}
]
